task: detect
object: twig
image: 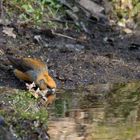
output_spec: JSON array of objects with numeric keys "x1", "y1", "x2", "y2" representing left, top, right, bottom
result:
[
  {"x1": 52, "y1": 30, "x2": 88, "y2": 43},
  {"x1": 48, "y1": 18, "x2": 75, "y2": 24},
  {"x1": 0, "y1": 0, "x2": 5, "y2": 24},
  {"x1": 24, "y1": 103, "x2": 32, "y2": 112},
  {"x1": 52, "y1": 30, "x2": 76, "y2": 41}
]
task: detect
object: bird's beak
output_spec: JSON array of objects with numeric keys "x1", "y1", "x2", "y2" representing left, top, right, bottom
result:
[{"x1": 47, "y1": 88, "x2": 56, "y2": 94}]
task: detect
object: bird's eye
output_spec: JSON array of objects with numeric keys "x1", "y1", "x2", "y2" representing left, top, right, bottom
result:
[{"x1": 47, "y1": 88, "x2": 55, "y2": 94}]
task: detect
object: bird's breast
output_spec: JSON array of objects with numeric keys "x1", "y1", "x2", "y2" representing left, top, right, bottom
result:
[{"x1": 26, "y1": 70, "x2": 47, "y2": 89}]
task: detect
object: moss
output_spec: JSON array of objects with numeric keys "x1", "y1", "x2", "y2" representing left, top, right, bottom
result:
[
  {"x1": 3, "y1": 0, "x2": 64, "y2": 28},
  {"x1": 0, "y1": 90, "x2": 48, "y2": 138},
  {"x1": 9, "y1": 91, "x2": 47, "y2": 123}
]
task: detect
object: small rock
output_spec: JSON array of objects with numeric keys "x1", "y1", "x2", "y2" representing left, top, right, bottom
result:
[
  {"x1": 126, "y1": 19, "x2": 136, "y2": 29},
  {"x1": 118, "y1": 20, "x2": 126, "y2": 27},
  {"x1": 79, "y1": 0, "x2": 104, "y2": 14},
  {"x1": 58, "y1": 44, "x2": 85, "y2": 53},
  {"x1": 34, "y1": 120, "x2": 40, "y2": 128},
  {"x1": 34, "y1": 35, "x2": 49, "y2": 47},
  {"x1": 0, "y1": 116, "x2": 5, "y2": 126},
  {"x1": 2, "y1": 27, "x2": 16, "y2": 39},
  {"x1": 65, "y1": 44, "x2": 85, "y2": 52},
  {"x1": 0, "y1": 126, "x2": 17, "y2": 140},
  {"x1": 66, "y1": 10, "x2": 79, "y2": 22}
]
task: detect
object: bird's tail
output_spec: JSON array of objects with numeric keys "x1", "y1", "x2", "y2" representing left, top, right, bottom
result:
[
  {"x1": 0, "y1": 46, "x2": 16, "y2": 70},
  {"x1": 1, "y1": 46, "x2": 22, "y2": 66},
  {"x1": 7, "y1": 55, "x2": 23, "y2": 69}
]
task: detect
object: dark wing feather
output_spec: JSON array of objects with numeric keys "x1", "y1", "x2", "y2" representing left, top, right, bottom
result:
[
  {"x1": 7, "y1": 56, "x2": 47, "y2": 72},
  {"x1": 7, "y1": 56, "x2": 33, "y2": 72}
]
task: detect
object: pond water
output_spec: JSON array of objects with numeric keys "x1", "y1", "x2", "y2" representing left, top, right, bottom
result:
[
  {"x1": 48, "y1": 82, "x2": 140, "y2": 140},
  {"x1": 0, "y1": 82, "x2": 140, "y2": 140}
]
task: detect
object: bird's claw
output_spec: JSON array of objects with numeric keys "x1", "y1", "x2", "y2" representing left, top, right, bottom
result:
[
  {"x1": 26, "y1": 82, "x2": 39, "y2": 98},
  {"x1": 26, "y1": 82, "x2": 53, "y2": 104},
  {"x1": 35, "y1": 88, "x2": 48, "y2": 101},
  {"x1": 26, "y1": 82, "x2": 36, "y2": 91},
  {"x1": 42, "y1": 96, "x2": 48, "y2": 102},
  {"x1": 30, "y1": 91, "x2": 39, "y2": 99}
]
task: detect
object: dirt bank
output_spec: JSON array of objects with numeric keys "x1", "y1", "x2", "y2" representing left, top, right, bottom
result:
[{"x1": 0, "y1": 23, "x2": 140, "y2": 89}]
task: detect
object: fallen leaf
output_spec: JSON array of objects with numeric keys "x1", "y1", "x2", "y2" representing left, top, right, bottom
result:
[
  {"x1": 2, "y1": 27, "x2": 16, "y2": 38},
  {"x1": 123, "y1": 28, "x2": 133, "y2": 34},
  {"x1": 0, "y1": 49, "x2": 4, "y2": 56}
]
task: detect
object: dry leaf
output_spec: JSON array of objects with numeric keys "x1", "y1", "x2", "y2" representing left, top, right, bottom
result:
[
  {"x1": 123, "y1": 28, "x2": 133, "y2": 34},
  {"x1": 2, "y1": 27, "x2": 16, "y2": 38},
  {"x1": 0, "y1": 49, "x2": 4, "y2": 56}
]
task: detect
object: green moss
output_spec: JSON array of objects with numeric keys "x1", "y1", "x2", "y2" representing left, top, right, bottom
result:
[
  {"x1": 8, "y1": 91, "x2": 48, "y2": 124},
  {"x1": 4, "y1": 0, "x2": 64, "y2": 27},
  {"x1": 0, "y1": 90, "x2": 48, "y2": 137}
]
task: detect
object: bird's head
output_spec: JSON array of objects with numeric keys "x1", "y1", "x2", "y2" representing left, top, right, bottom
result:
[{"x1": 39, "y1": 72, "x2": 56, "y2": 94}]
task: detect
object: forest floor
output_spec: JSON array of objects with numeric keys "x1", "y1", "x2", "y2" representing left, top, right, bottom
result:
[{"x1": 0, "y1": 22, "x2": 140, "y2": 89}]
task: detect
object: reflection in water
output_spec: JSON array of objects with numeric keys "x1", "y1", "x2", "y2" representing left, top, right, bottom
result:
[{"x1": 48, "y1": 82, "x2": 140, "y2": 140}]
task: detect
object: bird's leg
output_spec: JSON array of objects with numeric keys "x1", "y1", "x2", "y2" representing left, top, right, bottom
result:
[
  {"x1": 35, "y1": 89, "x2": 48, "y2": 101},
  {"x1": 26, "y1": 82, "x2": 36, "y2": 91},
  {"x1": 29, "y1": 87, "x2": 48, "y2": 101},
  {"x1": 25, "y1": 82, "x2": 49, "y2": 101},
  {"x1": 39, "y1": 89, "x2": 48, "y2": 101},
  {"x1": 45, "y1": 94, "x2": 56, "y2": 107}
]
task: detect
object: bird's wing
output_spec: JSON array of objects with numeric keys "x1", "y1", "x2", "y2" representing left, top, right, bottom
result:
[{"x1": 7, "y1": 56, "x2": 47, "y2": 72}]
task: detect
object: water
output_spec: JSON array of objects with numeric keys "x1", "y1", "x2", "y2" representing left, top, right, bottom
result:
[
  {"x1": 0, "y1": 82, "x2": 140, "y2": 140},
  {"x1": 48, "y1": 82, "x2": 140, "y2": 140}
]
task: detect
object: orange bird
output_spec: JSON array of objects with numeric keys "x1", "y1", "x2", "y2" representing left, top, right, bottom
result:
[{"x1": 7, "y1": 56, "x2": 56, "y2": 104}]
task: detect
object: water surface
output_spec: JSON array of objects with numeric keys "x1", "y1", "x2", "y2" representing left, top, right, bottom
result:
[{"x1": 48, "y1": 82, "x2": 140, "y2": 140}]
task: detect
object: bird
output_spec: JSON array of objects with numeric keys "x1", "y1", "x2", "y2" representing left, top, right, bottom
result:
[{"x1": 7, "y1": 56, "x2": 56, "y2": 104}]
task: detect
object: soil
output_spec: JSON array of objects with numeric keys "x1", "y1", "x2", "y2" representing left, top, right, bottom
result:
[{"x1": 0, "y1": 22, "x2": 140, "y2": 90}]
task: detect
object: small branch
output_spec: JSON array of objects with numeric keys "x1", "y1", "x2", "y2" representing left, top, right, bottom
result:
[
  {"x1": 52, "y1": 30, "x2": 88, "y2": 43},
  {"x1": 52, "y1": 30, "x2": 76, "y2": 41},
  {"x1": 24, "y1": 103, "x2": 32, "y2": 112},
  {"x1": 0, "y1": 0, "x2": 5, "y2": 24}
]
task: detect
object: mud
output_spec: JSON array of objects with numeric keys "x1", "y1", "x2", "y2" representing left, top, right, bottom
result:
[{"x1": 0, "y1": 23, "x2": 140, "y2": 89}]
